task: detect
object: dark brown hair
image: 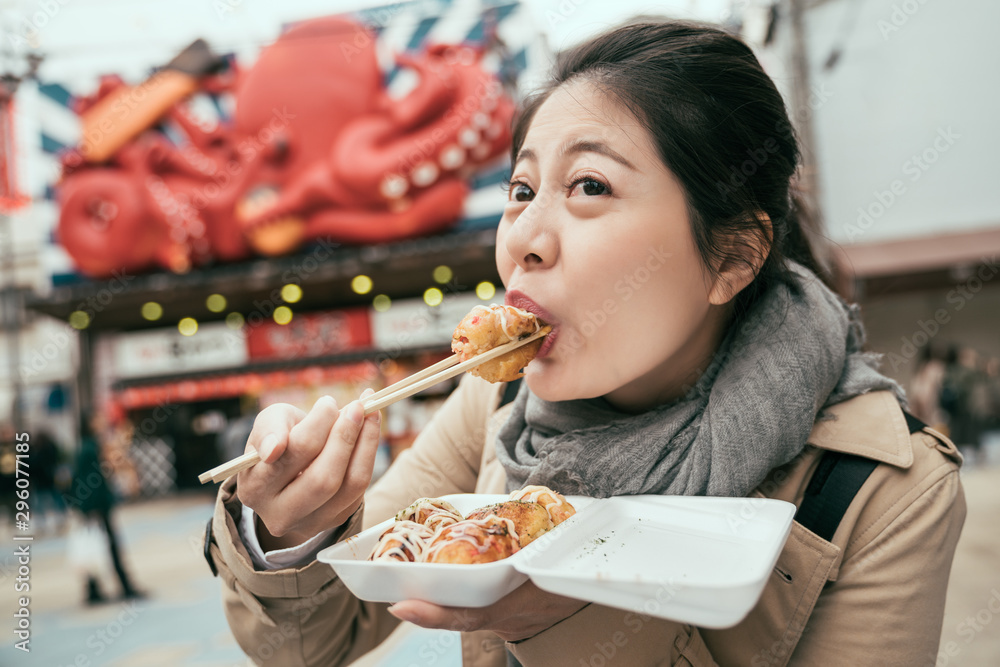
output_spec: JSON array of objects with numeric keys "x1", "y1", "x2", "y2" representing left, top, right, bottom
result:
[{"x1": 510, "y1": 19, "x2": 827, "y2": 319}]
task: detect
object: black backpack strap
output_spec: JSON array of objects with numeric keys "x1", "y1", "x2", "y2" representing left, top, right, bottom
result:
[
  {"x1": 499, "y1": 378, "x2": 522, "y2": 408},
  {"x1": 902, "y1": 410, "x2": 929, "y2": 435},
  {"x1": 794, "y1": 452, "x2": 878, "y2": 542},
  {"x1": 795, "y1": 410, "x2": 926, "y2": 542}
]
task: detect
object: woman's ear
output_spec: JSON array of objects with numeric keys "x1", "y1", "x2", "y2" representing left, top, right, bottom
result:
[{"x1": 707, "y1": 212, "x2": 773, "y2": 306}]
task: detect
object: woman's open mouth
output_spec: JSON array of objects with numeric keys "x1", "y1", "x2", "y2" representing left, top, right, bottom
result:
[{"x1": 504, "y1": 289, "x2": 558, "y2": 359}]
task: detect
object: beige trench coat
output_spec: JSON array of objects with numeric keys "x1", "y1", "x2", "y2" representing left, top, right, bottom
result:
[{"x1": 208, "y1": 375, "x2": 965, "y2": 666}]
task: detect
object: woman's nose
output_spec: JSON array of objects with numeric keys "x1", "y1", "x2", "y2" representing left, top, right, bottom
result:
[{"x1": 503, "y1": 200, "x2": 559, "y2": 271}]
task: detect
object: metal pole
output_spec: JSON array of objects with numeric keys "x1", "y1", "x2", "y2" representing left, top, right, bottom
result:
[
  {"x1": 787, "y1": 0, "x2": 833, "y2": 278},
  {"x1": 1, "y1": 211, "x2": 25, "y2": 435}
]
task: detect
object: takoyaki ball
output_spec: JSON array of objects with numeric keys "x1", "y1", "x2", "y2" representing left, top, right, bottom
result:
[
  {"x1": 466, "y1": 500, "x2": 553, "y2": 547},
  {"x1": 424, "y1": 516, "x2": 521, "y2": 564},
  {"x1": 509, "y1": 485, "x2": 577, "y2": 525},
  {"x1": 469, "y1": 341, "x2": 545, "y2": 384},
  {"x1": 368, "y1": 520, "x2": 434, "y2": 562},
  {"x1": 394, "y1": 497, "x2": 463, "y2": 531},
  {"x1": 452, "y1": 304, "x2": 540, "y2": 351},
  {"x1": 451, "y1": 305, "x2": 545, "y2": 383}
]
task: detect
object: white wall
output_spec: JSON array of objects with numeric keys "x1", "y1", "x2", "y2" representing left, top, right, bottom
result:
[{"x1": 778, "y1": 0, "x2": 1000, "y2": 246}]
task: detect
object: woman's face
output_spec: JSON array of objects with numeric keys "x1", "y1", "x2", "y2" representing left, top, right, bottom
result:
[{"x1": 497, "y1": 81, "x2": 731, "y2": 410}]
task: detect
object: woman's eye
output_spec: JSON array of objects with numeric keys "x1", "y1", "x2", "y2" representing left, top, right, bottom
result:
[
  {"x1": 569, "y1": 178, "x2": 610, "y2": 197},
  {"x1": 510, "y1": 182, "x2": 535, "y2": 202}
]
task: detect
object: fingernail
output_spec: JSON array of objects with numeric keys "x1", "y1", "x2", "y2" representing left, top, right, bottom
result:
[
  {"x1": 346, "y1": 401, "x2": 364, "y2": 426},
  {"x1": 259, "y1": 433, "x2": 279, "y2": 460},
  {"x1": 387, "y1": 605, "x2": 414, "y2": 622},
  {"x1": 361, "y1": 387, "x2": 375, "y2": 399}
]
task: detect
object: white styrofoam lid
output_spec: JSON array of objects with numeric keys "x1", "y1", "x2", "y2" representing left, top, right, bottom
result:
[{"x1": 513, "y1": 495, "x2": 796, "y2": 628}]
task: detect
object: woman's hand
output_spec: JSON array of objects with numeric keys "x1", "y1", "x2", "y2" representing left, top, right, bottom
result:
[
  {"x1": 386, "y1": 581, "x2": 587, "y2": 642},
  {"x1": 236, "y1": 390, "x2": 381, "y2": 551}
]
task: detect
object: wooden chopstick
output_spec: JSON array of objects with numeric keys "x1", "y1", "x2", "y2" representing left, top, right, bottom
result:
[
  {"x1": 198, "y1": 450, "x2": 259, "y2": 484},
  {"x1": 363, "y1": 354, "x2": 459, "y2": 404},
  {"x1": 362, "y1": 326, "x2": 548, "y2": 413},
  {"x1": 198, "y1": 328, "x2": 549, "y2": 484}
]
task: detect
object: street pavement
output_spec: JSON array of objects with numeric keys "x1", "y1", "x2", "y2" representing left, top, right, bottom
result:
[
  {"x1": 0, "y1": 491, "x2": 250, "y2": 667},
  {"x1": 2, "y1": 438, "x2": 999, "y2": 667}
]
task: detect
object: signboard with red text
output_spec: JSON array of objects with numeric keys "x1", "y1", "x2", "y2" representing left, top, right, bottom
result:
[{"x1": 246, "y1": 308, "x2": 371, "y2": 361}]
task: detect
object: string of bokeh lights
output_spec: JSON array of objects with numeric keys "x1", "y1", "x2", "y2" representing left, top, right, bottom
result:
[{"x1": 66, "y1": 265, "x2": 498, "y2": 335}]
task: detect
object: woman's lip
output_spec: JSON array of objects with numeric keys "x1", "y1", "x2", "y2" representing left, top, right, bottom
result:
[
  {"x1": 503, "y1": 290, "x2": 556, "y2": 326},
  {"x1": 536, "y1": 327, "x2": 558, "y2": 359}
]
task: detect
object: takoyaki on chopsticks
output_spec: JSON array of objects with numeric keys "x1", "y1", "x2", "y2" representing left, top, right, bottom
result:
[
  {"x1": 452, "y1": 304, "x2": 547, "y2": 383},
  {"x1": 200, "y1": 307, "x2": 549, "y2": 484}
]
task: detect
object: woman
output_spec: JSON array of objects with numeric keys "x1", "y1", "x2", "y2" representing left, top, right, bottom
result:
[
  {"x1": 207, "y1": 20, "x2": 965, "y2": 666},
  {"x1": 71, "y1": 411, "x2": 144, "y2": 603}
]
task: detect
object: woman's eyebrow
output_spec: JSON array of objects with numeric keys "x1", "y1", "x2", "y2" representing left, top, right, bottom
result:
[
  {"x1": 513, "y1": 141, "x2": 637, "y2": 171},
  {"x1": 513, "y1": 147, "x2": 537, "y2": 168},
  {"x1": 563, "y1": 140, "x2": 637, "y2": 171}
]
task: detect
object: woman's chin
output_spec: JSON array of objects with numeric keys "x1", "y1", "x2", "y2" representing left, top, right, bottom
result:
[{"x1": 523, "y1": 366, "x2": 585, "y2": 403}]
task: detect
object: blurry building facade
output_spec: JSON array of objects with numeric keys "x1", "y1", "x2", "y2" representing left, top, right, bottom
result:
[{"x1": 751, "y1": 0, "x2": 1000, "y2": 443}]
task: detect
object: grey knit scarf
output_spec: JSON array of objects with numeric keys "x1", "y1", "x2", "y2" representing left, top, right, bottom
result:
[{"x1": 495, "y1": 261, "x2": 906, "y2": 498}]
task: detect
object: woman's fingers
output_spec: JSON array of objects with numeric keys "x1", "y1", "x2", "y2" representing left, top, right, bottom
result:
[
  {"x1": 239, "y1": 389, "x2": 380, "y2": 543},
  {"x1": 279, "y1": 399, "x2": 365, "y2": 511},
  {"x1": 239, "y1": 397, "x2": 340, "y2": 523},
  {"x1": 298, "y1": 405, "x2": 377, "y2": 531},
  {"x1": 388, "y1": 600, "x2": 481, "y2": 632},
  {"x1": 264, "y1": 392, "x2": 381, "y2": 534},
  {"x1": 388, "y1": 582, "x2": 588, "y2": 642},
  {"x1": 339, "y1": 405, "x2": 382, "y2": 503},
  {"x1": 238, "y1": 402, "x2": 306, "y2": 512},
  {"x1": 245, "y1": 402, "x2": 305, "y2": 461}
]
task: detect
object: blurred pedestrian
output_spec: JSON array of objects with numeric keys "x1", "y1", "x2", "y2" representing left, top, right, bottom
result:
[
  {"x1": 32, "y1": 431, "x2": 68, "y2": 534},
  {"x1": 68, "y1": 410, "x2": 144, "y2": 604},
  {"x1": 968, "y1": 355, "x2": 995, "y2": 455},
  {"x1": 940, "y1": 345, "x2": 981, "y2": 460},
  {"x1": 987, "y1": 358, "x2": 1000, "y2": 433},
  {"x1": 909, "y1": 345, "x2": 947, "y2": 429}
]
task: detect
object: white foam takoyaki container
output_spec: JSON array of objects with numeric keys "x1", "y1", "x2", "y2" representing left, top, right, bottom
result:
[{"x1": 317, "y1": 493, "x2": 795, "y2": 629}]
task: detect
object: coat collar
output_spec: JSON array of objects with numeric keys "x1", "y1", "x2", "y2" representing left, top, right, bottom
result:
[{"x1": 807, "y1": 390, "x2": 914, "y2": 469}]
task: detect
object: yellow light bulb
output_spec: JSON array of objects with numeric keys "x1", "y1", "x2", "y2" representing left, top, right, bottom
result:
[
  {"x1": 141, "y1": 302, "x2": 163, "y2": 321},
  {"x1": 423, "y1": 287, "x2": 443, "y2": 307},
  {"x1": 206, "y1": 294, "x2": 227, "y2": 313},
  {"x1": 432, "y1": 265, "x2": 453, "y2": 284},
  {"x1": 475, "y1": 281, "x2": 496, "y2": 300},
  {"x1": 281, "y1": 284, "x2": 302, "y2": 303},
  {"x1": 372, "y1": 294, "x2": 391, "y2": 312},
  {"x1": 351, "y1": 275, "x2": 373, "y2": 295},
  {"x1": 274, "y1": 306, "x2": 293, "y2": 325},
  {"x1": 69, "y1": 311, "x2": 90, "y2": 330},
  {"x1": 178, "y1": 317, "x2": 198, "y2": 336}
]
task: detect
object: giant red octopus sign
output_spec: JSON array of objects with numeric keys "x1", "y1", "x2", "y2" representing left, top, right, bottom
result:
[{"x1": 56, "y1": 16, "x2": 514, "y2": 278}]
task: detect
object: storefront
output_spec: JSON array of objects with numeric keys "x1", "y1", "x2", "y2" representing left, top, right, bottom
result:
[{"x1": 28, "y1": 230, "x2": 503, "y2": 494}]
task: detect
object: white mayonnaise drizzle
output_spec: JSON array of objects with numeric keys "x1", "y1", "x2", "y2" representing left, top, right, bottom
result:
[
  {"x1": 423, "y1": 515, "x2": 520, "y2": 561},
  {"x1": 510, "y1": 486, "x2": 567, "y2": 523},
  {"x1": 470, "y1": 304, "x2": 541, "y2": 341},
  {"x1": 368, "y1": 520, "x2": 436, "y2": 562}
]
